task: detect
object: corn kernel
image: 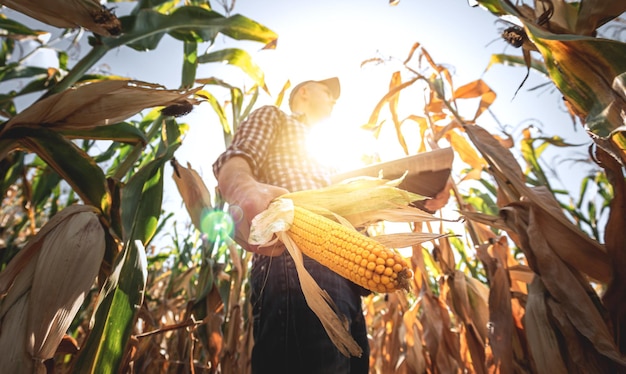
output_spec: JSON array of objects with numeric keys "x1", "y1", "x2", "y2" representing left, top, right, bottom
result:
[
  {"x1": 287, "y1": 206, "x2": 413, "y2": 293},
  {"x1": 375, "y1": 264, "x2": 385, "y2": 275}
]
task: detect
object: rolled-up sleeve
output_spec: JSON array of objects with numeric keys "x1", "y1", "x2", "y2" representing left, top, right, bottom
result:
[{"x1": 212, "y1": 105, "x2": 283, "y2": 179}]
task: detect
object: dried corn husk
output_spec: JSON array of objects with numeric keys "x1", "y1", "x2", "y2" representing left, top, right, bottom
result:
[
  {"x1": 0, "y1": 205, "x2": 106, "y2": 373},
  {"x1": 1, "y1": 0, "x2": 121, "y2": 36},
  {"x1": 524, "y1": 277, "x2": 568, "y2": 373},
  {"x1": 2, "y1": 80, "x2": 201, "y2": 131},
  {"x1": 171, "y1": 159, "x2": 213, "y2": 232},
  {"x1": 1, "y1": 294, "x2": 30, "y2": 371}
]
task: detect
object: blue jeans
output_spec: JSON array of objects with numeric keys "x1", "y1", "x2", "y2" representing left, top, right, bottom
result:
[{"x1": 249, "y1": 252, "x2": 370, "y2": 374}]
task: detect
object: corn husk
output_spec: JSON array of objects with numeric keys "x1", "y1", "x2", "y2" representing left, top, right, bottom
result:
[
  {"x1": 0, "y1": 205, "x2": 106, "y2": 372},
  {"x1": 282, "y1": 175, "x2": 425, "y2": 219},
  {"x1": 249, "y1": 198, "x2": 361, "y2": 357},
  {"x1": 524, "y1": 277, "x2": 568, "y2": 373},
  {"x1": 1, "y1": 294, "x2": 31, "y2": 372},
  {"x1": 280, "y1": 231, "x2": 363, "y2": 357},
  {"x1": 249, "y1": 177, "x2": 445, "y2": 357},
  {"x1": 171, "y1": 159, "x2": 213, "y2": 232},
  {"x1": 1, "y1": 0, "x2": 121, "y2": 37},
  {"x1": 2, "y1": 79, "x2": 201, "y2": 131}
]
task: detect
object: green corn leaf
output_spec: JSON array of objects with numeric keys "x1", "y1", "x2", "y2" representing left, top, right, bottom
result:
[
  {"x1": 1, "y1": 126, "x2": 110, "y2": 213},
  {"x1": 465, "y1": 187, "x2": 498, "y2": 216},
  {"x1": 198, "y1": 48, "x2": 268, "y2": 93},
  {"x1": 521, "y1": 138, "x2": 550, "y2": 188},
  {"x1": 111, "y1": 7, "x2": 276, "y2": 51},
  {"x1": 72, "y1": 240, "x2": 148, "y2": 374},
  {"x1": 0, "y1": 151, "x2": 24, "y2": 197},
  {"x1": 485, "y1": 54, "x2": 548, "y2": 77},
  {"x1": 241, "y1": 86, "x2": 260, "y2": 120},
  {"x1": 577, "y1": 176, "x2": 591, "y2": 210},
  {"x1": 121, "y1": 118, "x2": 182, "y2": 244},
  {"x1": 230, "y1": 87, "x2": 243, "y2": 132},
  {"x1": 30, "y1": 166, "x2": 62, "y2": 210},
  {"x1": 523, "y1": 24, "x2": 626, "y2": 140},
  {"x1": 57, "y1": 50, "x2": 69, "y2": 71},
  {"x1": 121, "y1": 159, "x2": 164, "y2": 245},
  {"x1": 477, "y1": 178, "x2": 498, "y2": 197},
  {"x1": 0, "y1": 76, "x2": 59, "y2": 106},
  {"x1": 0, "y1": 64, "x2": 49, "y2": 83},
  {"x1": 60, "y1": 122, "x2": 148, "y2": 145},
  {"x1": 0, "y1": 17, "x2": 44, "y2": 36},
  {"x1": 182, "y1": 41, "x2": 199, "y2": 89},
  {"x1": 195, "y1": 88, "x2": 231, "y2": 141},
  {"x1": 0, "y1": 94, "x2": 16, "y2": 118},
  {"x1": 162, "y1": 116, "x2": 184, "y2": 151},
  {"x1": 47, "y1": 6, "x2": 276, "y2": 97}
]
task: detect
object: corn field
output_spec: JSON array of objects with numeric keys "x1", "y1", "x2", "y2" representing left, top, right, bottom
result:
[{"x1": 1, "y1": 0, "x2": 625, "y2": 373}]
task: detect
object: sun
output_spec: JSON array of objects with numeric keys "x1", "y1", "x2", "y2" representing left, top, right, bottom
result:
[{"x1": 305, "y1": 117, "x2": 377, "y2": 174}]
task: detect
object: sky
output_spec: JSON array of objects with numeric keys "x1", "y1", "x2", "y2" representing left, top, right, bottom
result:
[
  {"x1": 4, "y1": 0, "x2": 598, "y2": 243},
  {"x1": 171, "y1": 0, "x2": 592, "y2": 204}
]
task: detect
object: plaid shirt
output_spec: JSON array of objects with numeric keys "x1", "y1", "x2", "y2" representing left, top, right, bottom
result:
[{"x1": 212, "y1": 105, "x2": 331, "y2": 192}]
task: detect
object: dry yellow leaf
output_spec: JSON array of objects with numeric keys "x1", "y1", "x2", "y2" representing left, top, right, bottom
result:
[
  {"x1": 445, "y1": 130, "x2": 487, "y2": 178},
  {"x1": 452, "y1": 79, "x2": 496, "y2": 121},
  {"x1": 463, "y1": 124, "x2": 611, "y2": 283}
]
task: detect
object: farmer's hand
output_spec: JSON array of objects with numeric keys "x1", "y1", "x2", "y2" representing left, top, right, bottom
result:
[
  {"x1": 217, "y1": 156, "x2": 288, "y2": 256},
  {"x1": 228, "y1": 181, "x2": 289, "y2": 256}
]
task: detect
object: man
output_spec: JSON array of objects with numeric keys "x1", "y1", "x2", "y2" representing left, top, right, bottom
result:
[{"x1": 212, "y1": 77, "x2": 370, "y2": 373}]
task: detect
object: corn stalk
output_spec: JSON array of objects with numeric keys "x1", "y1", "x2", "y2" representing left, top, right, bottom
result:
[
  {"x1": 0, "y1": 0, "x2": 276, "y2": 372},
  {"x1": 359, "y1": 27, "x2": 626, "y2": 371}
]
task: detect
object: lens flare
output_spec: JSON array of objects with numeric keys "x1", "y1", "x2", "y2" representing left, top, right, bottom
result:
[{"x1": 200, "y1": 210, "x2": 234, "y2": 242}]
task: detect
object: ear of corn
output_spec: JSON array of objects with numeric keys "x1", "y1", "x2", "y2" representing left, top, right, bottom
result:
[
  {"x1": 248, "y1": 198, "x2": 414, "y2": 357},
  {"x1": 278, "y1": 231, "x2": 363, "y2": 358},
  {"x1": 0, "y1": 205, "x2": 106, "y2": 373},
  {"x1": 4, "y1": 80, "x2": 200, "y2": 130},
  {"x1": 1, "y1": 0, "x2": 121, "y2": 37},
  {"x1": 171, "y1": 159, "x2": 213, "y2": 232},
  {"x1": 1, "y1": 295, "x2": 32, "y2": 373},
  {"x1": 28, "y1": 209, "x2": 106, "y2": 361},
  {"x1": 287, "y1": 206, "x2": 413, "y2": 293}
]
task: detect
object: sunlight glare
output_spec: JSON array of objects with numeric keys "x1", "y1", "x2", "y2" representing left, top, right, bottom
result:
[
  {"x1": 200, "y1": 210, "x2": 234, "y2": 242},
  {"x1": 306, "y1": 118, "x2": 376, "y2": 174}
]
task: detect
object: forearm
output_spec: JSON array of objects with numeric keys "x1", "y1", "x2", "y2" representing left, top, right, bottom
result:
[
  {"x1": 216, "y1": 156, "x2": 259, "y2": 204},
  {"x1": 216, "y1": 156, "x2": 288, "y2": 255}
]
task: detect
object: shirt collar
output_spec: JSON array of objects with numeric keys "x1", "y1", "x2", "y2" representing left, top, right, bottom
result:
[{"x1": 290, "y1": 111, "x2": 308, "y2": 124}]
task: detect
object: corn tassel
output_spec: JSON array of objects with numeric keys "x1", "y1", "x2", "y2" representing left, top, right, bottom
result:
[{"x1": 287, "y1": 206, "x2": 412, "y2": 293}]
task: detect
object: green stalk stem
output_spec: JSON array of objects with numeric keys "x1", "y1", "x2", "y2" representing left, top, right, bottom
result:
[
  {"x1": 112, "y1": 116, "x2": 164, "y2": 180},
  {"x1": 42, "y1": 44, "x2": 110, "y2": 99}
]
